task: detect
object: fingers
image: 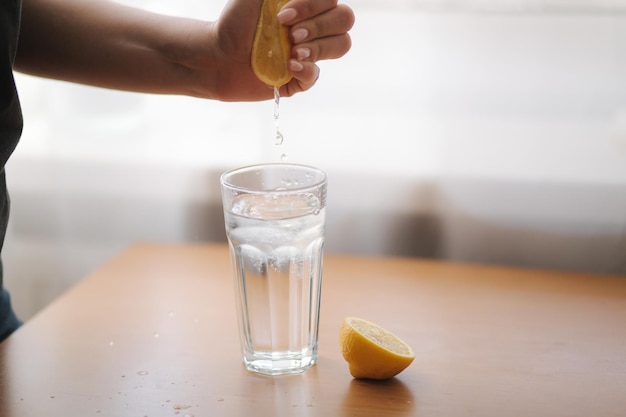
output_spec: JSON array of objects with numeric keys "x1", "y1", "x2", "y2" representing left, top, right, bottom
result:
[
  {"x1": 291, "y1": 4, "x2": 354, "y2": 43},
  {"x1": 276, "y1": 0, "x2": 354, "y2": 96},
  {"x1": 292, "y1": 33, "x2": 352, "y2": 62},
  {"x1": 278, "y1": 2, "x2": 355, "y2": 48},
  {"x1": 282, "y1": 61, "x2": 320, "y2": 97},
  {"x1": 278, "y1": 0, "x2": 340, "y2": 24},
  {"x1": 285, "y1": 3, "x2": 354, "y2": 64},
  {"x1": 283, "y1": 32, "x2": 350, "y2": 96}
]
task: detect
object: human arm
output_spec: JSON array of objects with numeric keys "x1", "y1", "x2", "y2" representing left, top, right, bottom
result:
[{"x1": 14, "y1": 0, "x2": 354, "y2": 101}]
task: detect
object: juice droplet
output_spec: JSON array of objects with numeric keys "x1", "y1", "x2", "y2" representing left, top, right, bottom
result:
[
  {"x1": 273, "y1": 86, "x2": 284, "y2": 146},
  {"x1": 275, "y1": 131, "x2": 284, "y2": 146}
]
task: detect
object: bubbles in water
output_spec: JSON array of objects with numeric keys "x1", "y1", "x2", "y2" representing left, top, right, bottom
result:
[
  {"x1": 281, "y1": 153, "x2": 288, "y2": 161},
  {"x1": 279, "y1": 178, "x2": 303, "y2": 187},
  {"x1": 231, "y1": 193, "x2": 323, "y2": 221}
]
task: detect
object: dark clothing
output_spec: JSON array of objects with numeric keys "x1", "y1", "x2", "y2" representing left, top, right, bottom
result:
[{"x1": 0, "y1": 0, "x2": 24, "y2": 341}]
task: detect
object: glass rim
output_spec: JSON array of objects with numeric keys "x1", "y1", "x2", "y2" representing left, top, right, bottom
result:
[{"x1": 220, "y1": 163, "x2": 327, "y2": 194}]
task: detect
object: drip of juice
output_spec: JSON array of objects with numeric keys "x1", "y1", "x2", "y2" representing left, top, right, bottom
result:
[{"x1": 274, "y1": 86, "x2": 284, "y2": 146}]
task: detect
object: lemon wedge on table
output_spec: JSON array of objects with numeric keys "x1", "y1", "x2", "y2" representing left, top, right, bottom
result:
[
  {"x1": 340, "y1": 317, "x2": 415, "y2": 380},
  {"x1": 251, "y1": 0, "x2": 293, "y2": 87}
]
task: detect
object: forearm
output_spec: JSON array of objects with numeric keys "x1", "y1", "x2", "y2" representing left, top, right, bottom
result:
[
  {"x1": 14, "y1": 0, "x2": 355, "y2": 102},
  {"x1": 15, "y1": 0, "x2": 218, "y2": 98}
]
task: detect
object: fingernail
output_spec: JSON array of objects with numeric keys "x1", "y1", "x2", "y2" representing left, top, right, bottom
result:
[
  {"x1": 289, "y1": 59, "x2": 304, "y2": 72},
  {"x1": 296, "y1": 47, "x2": 311, "y2": 60},
  {"x1": 292, "y1": 28, "x2": 308, "y2": 44},
  {"x1": 277, "y1": 8, "x2": 297, "y2": 24}
]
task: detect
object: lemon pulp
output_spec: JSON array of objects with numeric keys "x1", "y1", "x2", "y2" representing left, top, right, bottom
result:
[{"x1": 251, "y1": 0, "x2": 292, "y2": 87}]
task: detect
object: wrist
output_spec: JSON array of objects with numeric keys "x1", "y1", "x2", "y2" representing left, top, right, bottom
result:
[{"x1": 159, "y1": 19, "x2": 219, "y2": 99}]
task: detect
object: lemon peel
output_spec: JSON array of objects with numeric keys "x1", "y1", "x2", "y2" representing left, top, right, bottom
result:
[{"x1": 340, "y1": 317, "x2": 415, "y2": 380}]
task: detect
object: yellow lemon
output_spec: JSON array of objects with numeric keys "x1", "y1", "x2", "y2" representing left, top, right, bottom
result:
[
  {"x1": 340, "y1": 317, "x2": 415, "y2": 380},
  {"x1": 251, "y1": 0, "x2": 293, "y2": 87}
]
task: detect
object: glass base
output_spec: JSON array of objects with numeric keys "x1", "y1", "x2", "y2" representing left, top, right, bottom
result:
[{"x1": 244, "y1": 352, "x2": 317, "y2": 376}]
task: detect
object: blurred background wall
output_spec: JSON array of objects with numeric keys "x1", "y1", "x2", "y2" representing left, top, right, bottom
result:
[{"x1": 5, "y1": 0, "x2": 626, "y2": 321}]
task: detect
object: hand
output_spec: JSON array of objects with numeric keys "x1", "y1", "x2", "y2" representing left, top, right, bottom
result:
[
  {"x1": 209, "y1": 0, "x2": 355, "y2": 101},
  {"x1": 15, "y1": 0, "x2": 353, "y2": 101}
]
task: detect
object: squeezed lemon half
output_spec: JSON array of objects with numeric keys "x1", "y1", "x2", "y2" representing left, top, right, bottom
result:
[
  {"x1": 251, "y1": 0, "x2": 293, "y2": 87},
  {"x1": 340, "y1": 317, "x2": 415, "y2": 380}
]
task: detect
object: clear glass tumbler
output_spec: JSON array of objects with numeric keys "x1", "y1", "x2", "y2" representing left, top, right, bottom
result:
[{"x1": 220, "y1": 163, "x2": 327, "y2": 375}]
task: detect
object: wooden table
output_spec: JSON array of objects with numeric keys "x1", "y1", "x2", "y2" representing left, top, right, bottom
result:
[{"x1": 1, "y1": 243, "x2": 625, "y2": 416}]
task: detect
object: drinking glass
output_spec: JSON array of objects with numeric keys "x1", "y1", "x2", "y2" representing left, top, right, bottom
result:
[{"x1": 220, "y1": 163, "x2": 327, "y2": 375}]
